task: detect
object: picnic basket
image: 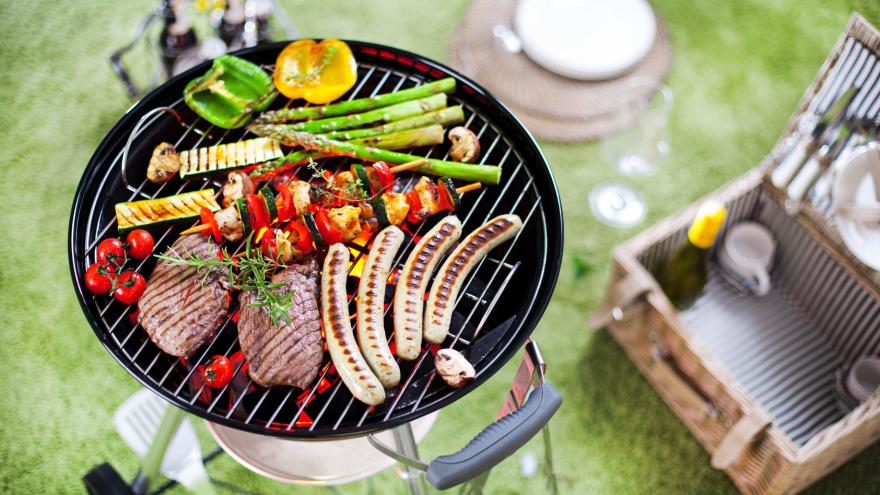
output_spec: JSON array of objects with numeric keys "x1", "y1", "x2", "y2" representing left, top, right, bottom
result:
[{"x1": 589, "y1": 13, "x2": 880, "y2": 495}]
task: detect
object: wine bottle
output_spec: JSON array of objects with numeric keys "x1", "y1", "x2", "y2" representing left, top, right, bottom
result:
[{"x1": 655, "y1": 200, "x2": 727, "y2": 310}]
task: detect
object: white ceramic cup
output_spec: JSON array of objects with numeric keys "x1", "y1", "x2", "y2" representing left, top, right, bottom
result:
[
  {"x1": 847, "y1": 356, "x2": 880, "y2": 403},
  {"x1": 718, "y1": 222, "x2": 776, "y2": 296}
]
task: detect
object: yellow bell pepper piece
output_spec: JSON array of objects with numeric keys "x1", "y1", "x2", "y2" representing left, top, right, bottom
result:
[{"x1": 273, "y1": 39, "x2": 357, "y2": 104}]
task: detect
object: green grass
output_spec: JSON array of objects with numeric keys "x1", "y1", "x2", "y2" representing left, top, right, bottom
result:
[{"x1": 1, "y1": 0, "x2": 879, "y2": 493}]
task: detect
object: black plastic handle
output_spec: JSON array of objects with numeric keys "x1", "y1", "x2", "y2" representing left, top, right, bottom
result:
[{"x1": 426, "y1": 382, "x2": 562, "y2": 490}]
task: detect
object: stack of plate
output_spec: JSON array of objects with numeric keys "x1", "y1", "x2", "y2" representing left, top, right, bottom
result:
[{"x1": 448, "y1": 0, "x2": 673, "y2": 141}]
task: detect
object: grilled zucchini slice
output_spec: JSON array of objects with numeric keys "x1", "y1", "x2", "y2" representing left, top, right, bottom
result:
[
  {"x1": 178, "y1": 138, "x2": 283, "y2": 179},
  {"x1": 115, "y1": 189, "x2": 220, "y2": 232}
]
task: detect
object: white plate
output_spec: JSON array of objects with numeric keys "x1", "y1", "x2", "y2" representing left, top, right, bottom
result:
[
  {"x1": 515, "y1": 0, "x2": 656, "y2": 80},
  {"x1": 832, "y1": 142, "x2": 880, "y2": 271}
]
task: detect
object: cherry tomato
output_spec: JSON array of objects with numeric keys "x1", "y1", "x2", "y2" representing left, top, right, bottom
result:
[
  {"x1": 125, "y1": 229, "x2": 155, "y2": 259},
  {"x1": 97, "y1": 238, "x2": 126, "y2": 266},
  {"x1": 128, "y1": 308, "x2": 140, "y2": 326},
  {"x1": 201, "y1": 355, "x2": 233, "y2": 388},
  {"x1": 114, "y1": 271, "x2": 146, "y2": 305},
  {"x1": 315, "y1": 208, "x2": 344, "y2": 245},
  {"x1": 85, "y1": 262, "x2": 116, "y2": 294}
]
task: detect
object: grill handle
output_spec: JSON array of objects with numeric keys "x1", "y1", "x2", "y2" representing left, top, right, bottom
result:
[{"x1": 425, "y1": 382, "x2": 562, "y2": 490}]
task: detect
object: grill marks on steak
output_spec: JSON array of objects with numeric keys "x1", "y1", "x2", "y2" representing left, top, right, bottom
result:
[
  {"x1": 237, "y1": 259, "x2": 324, "y2": 389},
  {"x1": 138, "y1": 235, "x2": 231, "y2": 357}
]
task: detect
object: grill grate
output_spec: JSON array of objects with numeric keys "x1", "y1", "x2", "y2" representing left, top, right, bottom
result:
[{"x1": 69, "y1": 42, "x2": 561, "y2": 438}]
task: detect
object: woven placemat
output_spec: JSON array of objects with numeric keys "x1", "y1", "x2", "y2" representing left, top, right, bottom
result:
[{"x1": 447, "y1": 0, "x2": 674, "y2": 142}]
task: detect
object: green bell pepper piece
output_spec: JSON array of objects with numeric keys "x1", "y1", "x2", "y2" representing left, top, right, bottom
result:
[{"x1": 184, "y1": 55, "x2": 277, "y2": 129}]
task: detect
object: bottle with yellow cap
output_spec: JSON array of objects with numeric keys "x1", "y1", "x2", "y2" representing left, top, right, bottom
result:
[{"x1": 654, "y1": 200, "x2": 727, "y2": 310}]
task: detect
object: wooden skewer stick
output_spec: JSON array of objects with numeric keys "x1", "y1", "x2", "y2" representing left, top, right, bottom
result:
[
  {"x1": 181, "y1": 223, "x2": 211, "y2": 235},
  {"x1": 455, "y1": 182, "x2": 482, "y2": 194},
  {"x1": 389, "y1": 159, "x2": 426, "y2": 174}
]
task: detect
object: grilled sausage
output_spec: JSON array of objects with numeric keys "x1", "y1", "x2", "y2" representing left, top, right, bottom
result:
[
  {"x1": 424, "y1": 214, "x2": 523, "y2": 344},
  {"x1": 322, "y1": 243, "x2": 386, "y2": 405},
  {"x1": 393, "y1": 216, "x2": 463, "y2": 360},
  {"x1": 357, "y1": 226, "x2": 405, "y2": 387}
]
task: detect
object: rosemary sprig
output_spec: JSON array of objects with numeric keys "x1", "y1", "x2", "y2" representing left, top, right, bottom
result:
[{"x1": 154, "y1": 236, "x2": 293, "y2": 326}]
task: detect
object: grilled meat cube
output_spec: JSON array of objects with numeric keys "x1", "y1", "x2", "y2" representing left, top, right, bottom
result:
[
  {"x1": 413, "y1": 177, "x2": 439, "y2": 220},
  {"x1": 138, "y1": 235, "x2": 231, "y2": 357},
  {"x1": 237, "y1": 260, "x2": 324, "y2": 388},
  {"x1": 328, "y1": 205, "x2": 363, "y2": 242},
  {"x1": 214, "y1": 206, "x2": 244, "y2": 242},
  {"x1": 286, "y1": 180, "x2": 313, "y2": 216},
  {"x1": 221, "y1": 171, "x2": 254, "y2": 208},
  {"x1": 382, "y1": 193, "x2": 410, "y2": 226}
]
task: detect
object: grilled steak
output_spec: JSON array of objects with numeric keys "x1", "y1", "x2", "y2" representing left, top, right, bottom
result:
[
  {"x1": 138, "y1": 235, "x2": 231, "y2": 357},
  {"x1": 237, "y1": 259, "x2": 324, "y2": 388}
]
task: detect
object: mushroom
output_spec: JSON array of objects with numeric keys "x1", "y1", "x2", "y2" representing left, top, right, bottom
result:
[
  {"x1": 146, "y1": 142, "x2": 181, "y2": 184},
  {"x1": 221, "y1": 171, "x2": 255, "y2": 208},
  {"x1": 434, "y1": 349, "x2": 476, "y2": 389},
  {"x1": 447, "y1": 126, "x2": 481, "y2": 163}
]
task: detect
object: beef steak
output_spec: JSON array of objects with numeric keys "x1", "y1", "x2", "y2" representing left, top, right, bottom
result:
[
  {"x1": 237, "y1": 259, "x2": 324, "y2": 388},
  {"x1": 138, "y1": 235, "x2": 230, "y2": 357}
]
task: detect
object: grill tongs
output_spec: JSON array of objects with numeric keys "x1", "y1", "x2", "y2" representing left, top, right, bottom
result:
[{"x1": 368, "y1": 339, "x2": 562, "y2": 493}]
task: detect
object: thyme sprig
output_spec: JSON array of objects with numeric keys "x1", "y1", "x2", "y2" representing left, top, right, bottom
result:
[{"x1": 154, "y1": 236, "x2": 293, "y2": 326}]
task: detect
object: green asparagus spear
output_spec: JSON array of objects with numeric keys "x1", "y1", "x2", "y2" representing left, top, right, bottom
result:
[
  {"x1": 248, "y1": 126, "x2": 502, "y2": 184},
  {"x1": 349, "y1": 125, "x2": 444, "y2": 149},
  {"x1": 322, "y1": 106, "x2": 465, "y2": 140},
  {"x1": 254, "y1": 77, "x2": 456, "y2": 123},
  {"x1": 287, "y1": 94, "x2": 447, "y2": 134}
]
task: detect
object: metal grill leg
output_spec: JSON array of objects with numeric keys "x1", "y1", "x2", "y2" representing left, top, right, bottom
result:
[
  {"x1": 132, "y1": 405, "x2": 185, "y2": 495},
  {"x1": 392, "y1": 424, "x2": 429, "y2": 495}
]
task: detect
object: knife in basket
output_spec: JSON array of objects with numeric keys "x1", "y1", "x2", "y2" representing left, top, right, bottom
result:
[{"x1": 771, "y1": 86, "x2": 859, "y2": 189}]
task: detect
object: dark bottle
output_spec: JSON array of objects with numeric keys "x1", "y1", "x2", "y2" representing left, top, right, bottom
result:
[
  {"x1": 654, "y1": 200, "x2": 727, "y2": 310},
  {"x1": 158, "y1": 0, "x2": 198, "y2": 78}
]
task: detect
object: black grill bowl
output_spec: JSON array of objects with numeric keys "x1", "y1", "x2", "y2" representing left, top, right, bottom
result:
[{"x1": 68, "y1": 41, "x2": 563, "y2": 438}]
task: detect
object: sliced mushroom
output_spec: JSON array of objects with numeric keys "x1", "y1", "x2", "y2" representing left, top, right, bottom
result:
[
  {"x1": 146, "y1": 142, "x2": 181, "y2": 184},
  {"x1": 447, "y1": 127, "x2": 481, "y2": 163},
  {"x1": 221, "y1": 171, "x2": 255, "y2": 208},
  {"x1": 214, "y1": 206, "x2": 244, "y2": 242},
  {"x1": 434, "y1": 348, "x2": 475, "y2": 389}
]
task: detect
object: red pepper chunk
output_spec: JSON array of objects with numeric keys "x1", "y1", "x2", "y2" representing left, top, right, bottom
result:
[
  {"x1": 277, "y1": 184, "x2": 294, "y2": 222},
  {"x1": 287, "y1": 221, "x2": 315, "y2": 254},
  {"x1": 435, "y1": 181, "x2": 455, "y2": 212},
  {"x1": 245, "y1": 193, "x2": 270, "y2": 232},
  {"x1": 405, "y1": 190, "x2": 423, "y2": 224},
  {"x1": 199, "y1": 207, "x2": 222, "y2": 242},
  {"x1": 315, "y1": 208, "x2": 344, "y2": 245},
  {"x1": 373, "y1": 161, "x2": 394, "y2": 191}
]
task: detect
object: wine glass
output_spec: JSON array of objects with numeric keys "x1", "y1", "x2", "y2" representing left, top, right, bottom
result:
[{"x1": 589, "y1": 79, "x2": 673, "y2": 227}]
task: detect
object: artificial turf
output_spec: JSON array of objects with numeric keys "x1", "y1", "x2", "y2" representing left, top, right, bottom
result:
[{"x1": 1, "y1": 0, "x2": 879, "y2": 493}]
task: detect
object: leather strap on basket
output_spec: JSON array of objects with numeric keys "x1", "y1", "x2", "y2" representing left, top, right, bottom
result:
[
  {"x1": 711, "y1": 408, "x2": 772, "y2": 470},
  {"x1": 588, "y1": 270, "x2": 656, "y2": 330}
]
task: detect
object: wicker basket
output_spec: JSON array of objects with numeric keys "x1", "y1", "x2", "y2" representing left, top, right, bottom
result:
[{"x1": 589, "y1": 13, "x2": 880, "y2": 495}]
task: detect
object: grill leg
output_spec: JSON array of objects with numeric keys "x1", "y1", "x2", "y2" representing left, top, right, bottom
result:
[
  {"x1": 392, "y1": 424, "x2": 429, "y2": 495},
  {"x1": 131, "y1": 405, "x2": 185, "y2": 495}
]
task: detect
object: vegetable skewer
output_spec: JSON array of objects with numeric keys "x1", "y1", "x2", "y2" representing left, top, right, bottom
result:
[
  {"x1": 247, "y1": 127, "x2": 502, "y2": 184},
  {"x1": 254, "y1": 77, "x2": 456, "y2": 124},
  {"x1": 180, "y1": 171, "x2": 480, "y2": 255}
]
